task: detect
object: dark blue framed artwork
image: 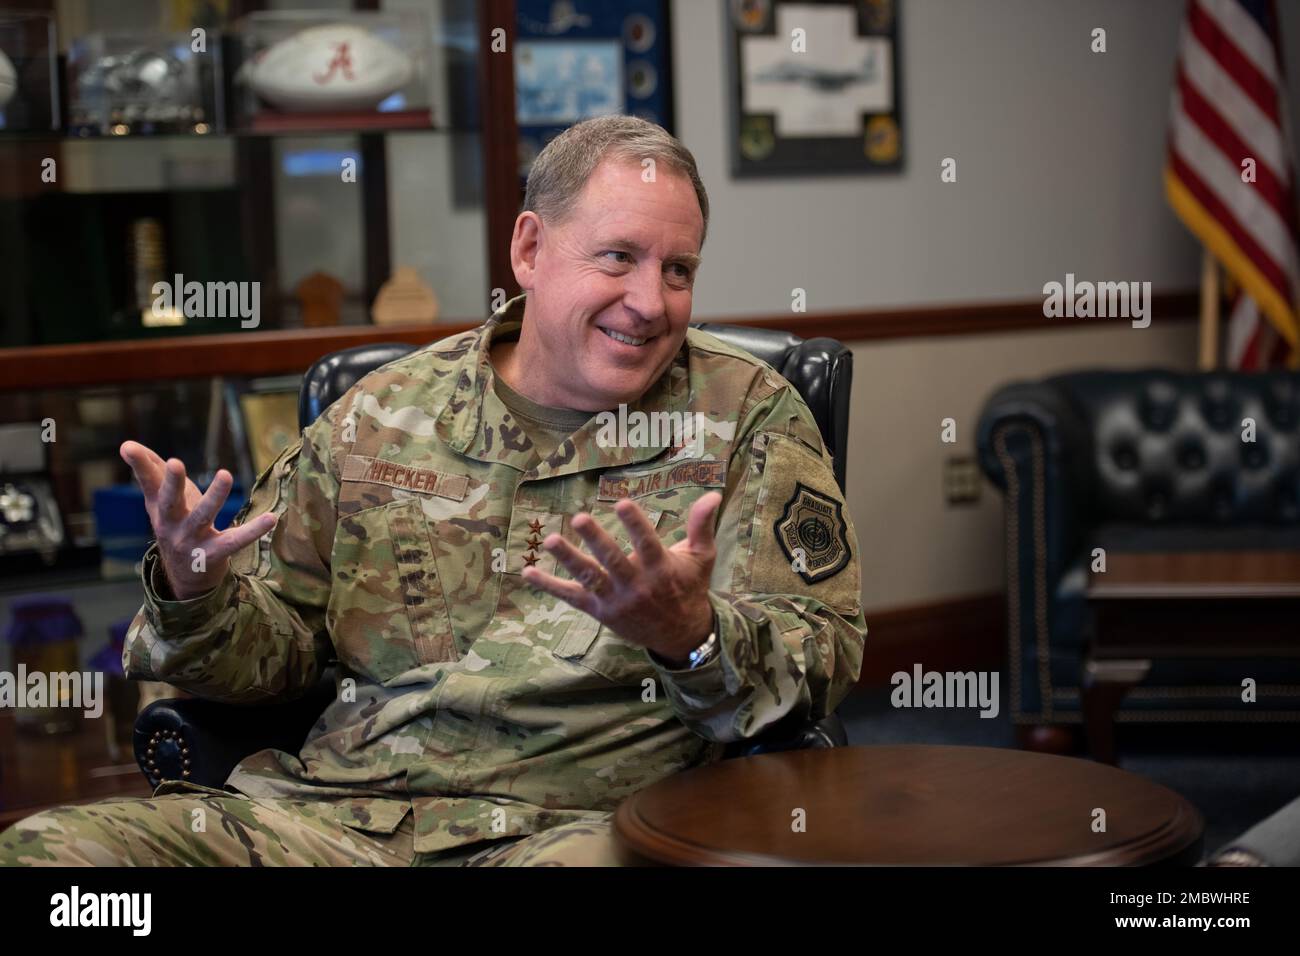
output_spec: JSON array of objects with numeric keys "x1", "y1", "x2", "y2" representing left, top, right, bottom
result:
[
  {"x1": 516, "y1": 0, "x2": 674, "y2": 177},
  {"x1": 727, "y1": 0, "x2": 903, "y2": 176}
]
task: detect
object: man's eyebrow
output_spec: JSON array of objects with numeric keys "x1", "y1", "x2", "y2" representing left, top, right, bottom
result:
[
  {"x1": 668, "y1": 252, "x2": 702, "y2": 270},
  {"x1": 595, "y1": 237, "x2": 701, "y2": 270}
]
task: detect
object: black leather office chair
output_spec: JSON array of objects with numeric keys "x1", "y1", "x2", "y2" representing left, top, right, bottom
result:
[{"x1": 135, "y1": 324, "x2": 854, "y2": 789}]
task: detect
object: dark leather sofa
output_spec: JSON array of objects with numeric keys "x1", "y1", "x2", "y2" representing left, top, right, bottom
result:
[
  {"x1": 135, "y1": 322, "x2": 856, "y2": 790},
  {"x1": 976, "y1": 368, "x2": 1300, "y2": 734}
]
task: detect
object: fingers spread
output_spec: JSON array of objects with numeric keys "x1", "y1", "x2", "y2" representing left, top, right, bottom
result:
[
  {"x1": 182, "y1": 470, "x2": 233, "y2": 536},
  {"x1": 210, "y1": 513, "x2": 277, "y2": 560},
  {"x1": 543, "y1": 532, "x2": 612, "y2": 592},
  {"x1": 615, "y1": 498, "x2": 666, "y2": 568},
  {"x1": 156, "y1": 459, "x2": 190, "y2": 525},
  {"x1": 686, "y1": 492, "x2": 723, "y2": 555},
  {"x1": 120, "y1": 441, "x2": 165, "y2": 499},
  {"x1": 521, "y1": 566, "x2": 597, "y2": 614},
  {"x1": 121, "y1": 440, "x2": 165, "y2": 469},
  {"x1": 570, "y1": 513, "x2": 634, "y2": 581}
]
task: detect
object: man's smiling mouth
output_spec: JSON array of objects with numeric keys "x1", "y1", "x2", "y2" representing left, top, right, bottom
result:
[{"x1": 599, "y1": 328, "x2": 651, "y2": 347}]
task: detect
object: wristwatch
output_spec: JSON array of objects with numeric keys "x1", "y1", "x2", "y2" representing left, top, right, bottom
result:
[
  {"x1": 655, "y1": 613, "x2": 719, "y2": 670},
  {"x1": 683, "y1": 629, "x2": 718, "y2": 669}
]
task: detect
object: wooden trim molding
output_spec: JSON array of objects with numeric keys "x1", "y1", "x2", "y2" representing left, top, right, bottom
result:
[
  {"x1": 0, "y1": 289, "x2": 1199, "y2": 391},
  {"x1": 719, "y1": 290, "x2": 1199, "y2": 342},
  {"x1": 854, "y1": 592, "x2": 1005, "y2": 687},
  {"x1": 0, "y1": 323, "x2": 477, "y2": 392}
]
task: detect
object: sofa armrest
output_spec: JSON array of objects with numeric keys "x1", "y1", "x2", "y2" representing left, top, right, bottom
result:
[
  {"x1": 133, "y1": 676, "x2": 335, "y2": 790},
  {"x1": 976, "y1": 379, "x2": 1095, "y2": 591},
  {"x1": 976, "y1": 380, "x2": 1096, "y2": 721}
]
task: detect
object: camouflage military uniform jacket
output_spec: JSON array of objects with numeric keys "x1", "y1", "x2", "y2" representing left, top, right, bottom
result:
[{"x1": 125, "y1": 295, "x2": 867, "y2": 854}]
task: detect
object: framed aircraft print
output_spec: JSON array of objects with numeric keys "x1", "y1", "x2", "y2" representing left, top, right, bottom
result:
[{"x1": 727, "y1": 0, "x2": 903, "y2": 176}]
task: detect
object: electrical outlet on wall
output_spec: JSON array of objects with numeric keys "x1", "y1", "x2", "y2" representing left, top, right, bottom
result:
[{"x1": 944, "y1": 456, "x2": 982, "y2": 505}]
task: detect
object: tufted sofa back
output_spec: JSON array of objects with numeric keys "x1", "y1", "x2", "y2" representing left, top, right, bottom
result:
[{"x1": 1048, "y1": 369, "x2": 1300, "y2": 524}]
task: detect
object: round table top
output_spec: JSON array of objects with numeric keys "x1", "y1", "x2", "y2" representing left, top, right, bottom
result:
[{"x1": 613, "y1": 744, "x2": 1205, "y2": 866}]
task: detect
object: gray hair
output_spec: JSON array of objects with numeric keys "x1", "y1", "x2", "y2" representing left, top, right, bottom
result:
[{"x1": 522, "y1": 115, "x2": 710, "y2": 246}]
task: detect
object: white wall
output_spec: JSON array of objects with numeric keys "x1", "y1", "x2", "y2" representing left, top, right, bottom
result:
[
  {"x1": 674, "y1": 0, "x2": 1207, "y2": 316},
  {"x1": 669, "y1": 0, "x2": 1300, "y2": 610}
]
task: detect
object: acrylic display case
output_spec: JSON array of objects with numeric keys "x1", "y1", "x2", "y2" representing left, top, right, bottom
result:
[
  {"x1": 0, "y1": 9, "x2": 60, "y2": 132},
  {"x1": 66, "y1": 30, "x2": 224, "y2": 136}
]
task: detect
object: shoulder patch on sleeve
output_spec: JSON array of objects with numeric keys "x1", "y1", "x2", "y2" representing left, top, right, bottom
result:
[
  {"x1": 774, "y1": 483, "x2": 851, "y2": 584},
  {"x1": 740, "y1": 433, "x2": 861, "y2": 613}
]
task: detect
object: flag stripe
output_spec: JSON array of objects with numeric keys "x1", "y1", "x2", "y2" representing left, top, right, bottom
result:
[
  {"x1": 1177, "y1": 72, "x2": 1296, "y2": 228},
  {"x1": 1165, "y1": 166, "x2": 1299, "y2": 345},
  {"x1": 1181, "y1": 24, "x2": 1286, "y2": 176},
  {"x1": 1198, "y1": 0, "x2": 1279, "y2": 82},
  {"x1": 1170, "y1": 103, "x2": 1299, "y2": 280},
  {"x1": 1236, "y1": 0, "x2": 1276, "y2": 38},
  {"x1": 1189, "y1": 2, "x2": 1279, "y2": 122},
  {"x1": 1168, "y1": 0, "x2": 1297, "y2": 368},
  {"x1": 1167, "y1": 149, "x2": 1293, "y2": 308},
  {"x1": 1225, "y1": 290, "x2": 1257, "y2": 367}
]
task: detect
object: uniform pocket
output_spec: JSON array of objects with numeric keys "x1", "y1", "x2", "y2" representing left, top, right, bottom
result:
[
  {"x1": 330, "y1": 499, "x2": 457, "y2": 681},
  {"x1": 553, "y1": 618, "x2": 659, "y2": 685},
  {"x1": 551, "y1": 504, "x2": 665, "y2": 684},
  {"x1": 330, "y1": 798, "x2": 411, "y2": 836},
  {"x1": 229, "y1": 441, "x2": 301, "y2": 578}
]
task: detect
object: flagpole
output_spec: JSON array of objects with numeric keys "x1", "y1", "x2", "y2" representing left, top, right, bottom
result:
[{"x1": 1198, "y1": 247, "x2": 1219, "y2": 370}]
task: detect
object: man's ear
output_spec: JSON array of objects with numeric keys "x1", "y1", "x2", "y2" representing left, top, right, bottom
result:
[{"x1": 510, "y1": 211, "x2": 543, "y2": 291}]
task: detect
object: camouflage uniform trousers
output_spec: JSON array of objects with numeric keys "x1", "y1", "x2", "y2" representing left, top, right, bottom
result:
[{"x1": 0, "y1": 785, "x2": 630, "y2": 867}]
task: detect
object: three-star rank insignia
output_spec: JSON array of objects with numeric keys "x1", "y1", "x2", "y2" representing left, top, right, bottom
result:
[
  {"x1": 510, "y1": 512, "x2": 562, "y2": 576},
  {"x1": 522, "y1": 519, "x2": 544, "y2": 568},
  {"x1": 774, "y1": 483, "x2": 851, "y2": 584}
]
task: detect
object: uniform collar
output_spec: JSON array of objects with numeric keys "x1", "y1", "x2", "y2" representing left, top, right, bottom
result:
[{"x1": 435, "y1": 293, "x2": 691, "y2": 478}]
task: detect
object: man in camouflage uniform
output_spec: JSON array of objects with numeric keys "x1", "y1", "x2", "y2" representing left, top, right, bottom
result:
[{"x1": 0, "y1": 116, "x2": 865, "y2": 867}]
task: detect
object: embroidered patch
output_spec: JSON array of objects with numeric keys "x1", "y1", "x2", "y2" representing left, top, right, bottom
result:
[
  {"x1": 773, "y1": 482, "x2": 851, "y2": 584},
  {"x1": 597, "y1": 460, "x2": 726, "y2": 501},
  {"x1": 341, "y1": 455, "x2": 468, "y2": 500}
]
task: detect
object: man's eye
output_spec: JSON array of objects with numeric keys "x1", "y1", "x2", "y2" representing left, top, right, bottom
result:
[
  {"x1": 667, "y1": 263, "x2": 694, "y2": 282},
  {"x1": 601, "y1": 251, "x2": 632, "y2": 265}
]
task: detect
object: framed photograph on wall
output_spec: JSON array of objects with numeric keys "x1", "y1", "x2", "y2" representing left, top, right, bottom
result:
[
  {"x1": 515, "y1": 0, "x2": 674, "y2": 178},
  {"x1": 727, "y1": 0, "x2": 902, "y2": 176}
]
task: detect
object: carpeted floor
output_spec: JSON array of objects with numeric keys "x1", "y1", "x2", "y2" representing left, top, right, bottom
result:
[{"x1": 837, "y1": 686, "x2": 1300, "y2": 861}]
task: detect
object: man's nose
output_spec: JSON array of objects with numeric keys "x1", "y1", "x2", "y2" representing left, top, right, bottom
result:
[{"x1": 623, "y1": 263, "x2": 667, "y2": 325}]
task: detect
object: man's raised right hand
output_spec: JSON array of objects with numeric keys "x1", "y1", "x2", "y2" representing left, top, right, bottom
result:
[{"x1": 120, "y1": 441, "x2": 277, "y2": 601}]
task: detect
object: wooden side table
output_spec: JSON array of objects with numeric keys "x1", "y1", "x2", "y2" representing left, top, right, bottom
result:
[
  {"x1": 614, "y1": 745, "x2": 1204, "y2": 866},
  {"x1": 1084, "y1": 550, "x2": 1300, "y2": 763}
]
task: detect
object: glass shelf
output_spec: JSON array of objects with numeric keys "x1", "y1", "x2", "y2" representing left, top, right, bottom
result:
[{"x1": 0, "y1": 122, "x2": 485, "y2": 141}]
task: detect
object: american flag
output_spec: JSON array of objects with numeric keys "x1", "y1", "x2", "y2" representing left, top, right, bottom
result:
[{"x1": 1165, "y1": 0, "x2": 1300, "y2": 369}]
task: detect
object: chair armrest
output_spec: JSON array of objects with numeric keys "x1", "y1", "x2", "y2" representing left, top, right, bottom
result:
[
  {"x1": 133, "y1": 679, "x2": 845, "y2": 785},
  {"x1": 133, "y1": 677, "x2": 334, "y2": 790},
  {"x1": 722, "y1": 712, "x2": 848, "y2": 759}
]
